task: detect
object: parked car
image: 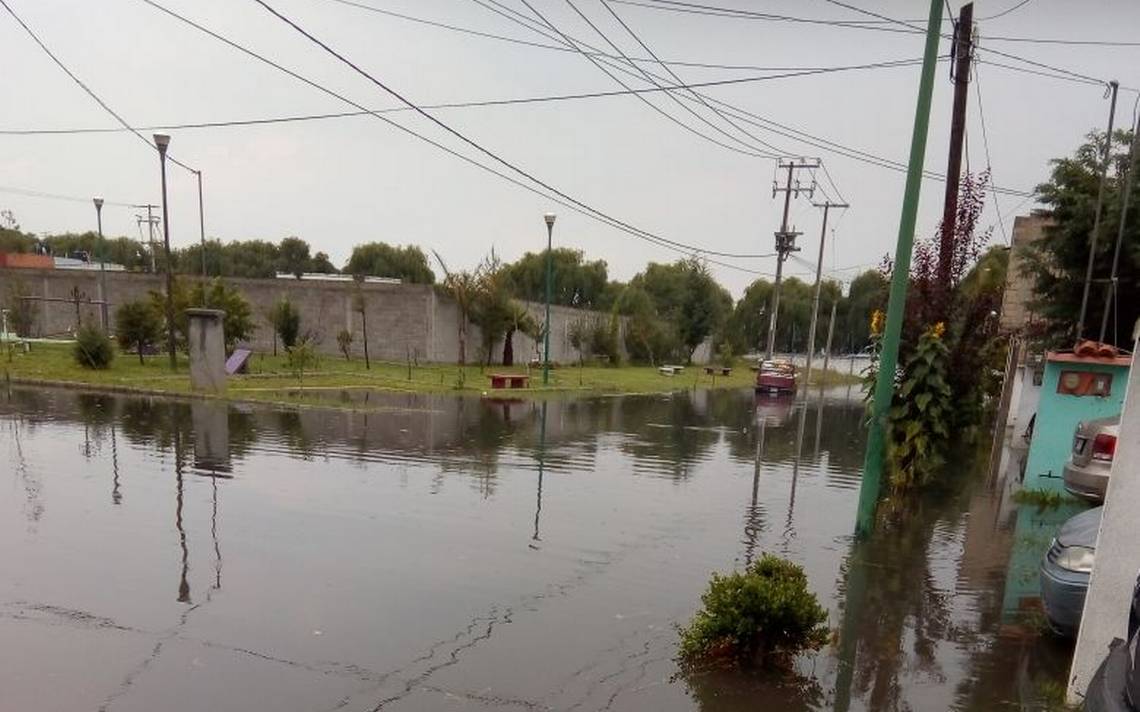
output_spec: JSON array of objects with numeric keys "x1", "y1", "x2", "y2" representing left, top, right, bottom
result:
[
  {"x1": 1084, "y1": 573, "x2": 1140, "y2": 710},
  {"x1": 1040, "y1": 506, "x2": 1102, "y2": 637},
  {"x1": 1064, "y1": 416, "x2": 1121, "y2": 503},
  {"x1": 755, "y1": 359, "x2": 796, "y2": 395}
]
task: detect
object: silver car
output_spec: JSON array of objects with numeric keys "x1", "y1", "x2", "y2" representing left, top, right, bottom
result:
[{"x1": 1064, "y1": 416, "x2": 1121, "y2": 503}]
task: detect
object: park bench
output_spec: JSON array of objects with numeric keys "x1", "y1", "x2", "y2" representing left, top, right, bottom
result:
[
  {"x1": 489, "y1": 373, "x2": 530, "y2": 389},
  {"x1": 703, "y1": 366, "x2": 732, "y2": 376},
  {"x1": 658, "y1": 365, "x2": 684, "y2": 376}
]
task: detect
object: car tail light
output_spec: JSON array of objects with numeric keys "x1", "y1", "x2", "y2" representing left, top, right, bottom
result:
[{"x1": 1092, "y1": 433, "x2": 1117, "y2": 461}]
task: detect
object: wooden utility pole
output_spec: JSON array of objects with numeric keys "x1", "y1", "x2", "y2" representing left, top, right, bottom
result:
[
  {"x1": 1076, "y1": 80, "x2": 1120, "y2": 343},
  {"x1": 765, "y1": 157, "x2": 819, "y2": 360},
  {"x1": 938, "y1": 2, "x2": 974, "y2": 291},
  {"x1": 804, "y1": 199, "x2": 848, "y2": 385}
]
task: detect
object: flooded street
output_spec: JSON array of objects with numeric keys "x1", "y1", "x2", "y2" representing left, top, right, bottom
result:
[{"x1": 0, "y1": 386, "x2": 1069, "y2": 711}]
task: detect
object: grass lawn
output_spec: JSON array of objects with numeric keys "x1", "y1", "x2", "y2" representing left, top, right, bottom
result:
[{"x1": 2, "y1": 341, "x2": 858, "y2": 409}]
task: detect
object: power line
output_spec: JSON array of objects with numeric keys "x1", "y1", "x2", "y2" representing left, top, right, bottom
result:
[
  {"x1": 250, "y1": 0, "x2": 779, "y2": 257},
  {"x1": 972, "y1": 60, "x2": 1010, "y2": 245},
  {"x1": 0, "y1": 0, "x2": 197, "y2": 174},
  {"x1": 316, "y1": 0, "x2": 879, "y2": 73},
  {"x1": 136, "y1": 0, "x2": 774, "y2": 268},
  {"x1": 597, "y1": 0, "x2": 788, "y2": 158},
  {"x1": 520, "y1": 0, "x2": 777, "y2": 158},
  {"x1": 982, "y1": 0, "x2": 1034, "y2": 21},
  {"x1": 0, "y1": 60, "x2": 932, "y2": 136},
  {"x1": 0, "y1": 184, "x2": 135, "y2": 208},
  {"x1": 467, "y1": 0, "x2": 1035, "y2": 198}
]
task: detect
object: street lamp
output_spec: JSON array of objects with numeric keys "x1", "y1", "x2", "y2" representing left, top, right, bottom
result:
[
  {"x1": 154, "y1": 133, "x2": 177, "y2": 370},
  {"x1": 542, "y1": 212, "x2": 556, "y2": 386},
  {"x1": 93, "y1": 197, "x2": 108, "y2": 329}
]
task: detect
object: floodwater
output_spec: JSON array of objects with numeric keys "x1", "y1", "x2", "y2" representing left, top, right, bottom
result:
[{"x1": 0, "y1": 385, "x2": 1070, "y2": 711}]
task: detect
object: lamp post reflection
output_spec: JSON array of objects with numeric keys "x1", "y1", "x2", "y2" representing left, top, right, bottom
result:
[
  {"x1": 111, "y1": 424, "x2": 121, "y2": 505},
  {"x1": 173, "y1": 426, "x2": 191, "y2": 604},
  {"x1": 531, "y1": 401, "x2": 548, "y2": 548},
  {"x1": 783, "y1": 402, "x2": 808, "y2": 553},
  {"x1": 742, "y1": 414, "x2": 767, "y2": 567}
]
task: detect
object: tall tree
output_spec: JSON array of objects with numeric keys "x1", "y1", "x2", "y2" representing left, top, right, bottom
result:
[
  {"x1": 1024, "y1": 128, "x2": 1140, "y2": 348},
  {"x1": 346, "y1": 243, "x2": 435, "y2": 283},
  {"x1": 504, "y1": 248, "x2": 609, "y2": 308}
]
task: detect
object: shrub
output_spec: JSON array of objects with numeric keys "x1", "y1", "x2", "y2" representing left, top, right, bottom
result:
[
  {"x1": 286, "y1": 338, "x2": 318, "y2": 384},
  {"x1": 115, "y1": 300, "x2": 162, "y2": 364},
  {"x1": 271, "y1": 297, "x2": 301, "y2": 350},
  {"x1": 74, "y1": 325, "x2": 115, "y2": 369},
  {"x1": 678, "y1": 554, "x2": 828, "y2": 667},
  {"x1": 5, "y1": 280, "x2": 37, "y2": 337}
]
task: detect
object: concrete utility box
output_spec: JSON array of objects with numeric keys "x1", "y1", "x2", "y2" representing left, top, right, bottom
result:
[
  {"x1": 187, "y1": 308, "x2": 226, "y2": 393},
  {"x1": 1002, "y1": 349, "x2": 1130, "y2": 618}
]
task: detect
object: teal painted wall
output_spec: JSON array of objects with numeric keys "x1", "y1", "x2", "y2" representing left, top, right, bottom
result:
[
  {"x1": 1002, "y1": 357, "x2": 1129, "y2": 616},
  {"x1": 1023, "y1": 359, "x2": 1128, "y2": 491}
]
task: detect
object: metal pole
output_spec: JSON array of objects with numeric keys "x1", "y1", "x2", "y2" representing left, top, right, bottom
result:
[
  {"x1": 1099, "y1": 110, "x2": 1140, "y2": 343},
  {"x1": 93, "y1": 197, "x2": 108, "y2": 329},
  {"x1": 542, "y1": 213, "x2": 556, "y2": 385},
  {"x1": 856, "y1": 0, "x2": 943, "y2": 537},
  {"x1": 155, "y1": 134, "x2": 177, "y2": 370},
  {"x1": 765, "y1": 164, "x2": 795, "y2": 360},
  {"x1": 804, "y1": 201, "x2": 846, "y2": 384},
  {"x1": 1076, "y1": 80, "x2": 1119, "y2": 344},
  {"x1": 195, "y1": 170, "x2": 207, "y2": 284}
]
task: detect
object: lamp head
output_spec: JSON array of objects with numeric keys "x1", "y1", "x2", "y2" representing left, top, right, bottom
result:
[
  {"x1": 93, "y1": 197, "x2": 104, "y2": 210},
  {"x1": 153, "y1": 133, "x2": 171, "y2": 154},
  {"x1": 544, "y1": 213, "x2": 556, "y2": 227}
]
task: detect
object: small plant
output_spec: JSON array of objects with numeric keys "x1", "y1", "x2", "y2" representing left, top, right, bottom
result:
[
  {"x1": 74, "y1": 325, "x2": 115, "y2": 369},
  {"x1": 717, "y1": 341, "x2": 735, "y2": 369},
  {"x1": 115, "y1": 300, "x2": 162, "y2": 364},
  {"x1": 1013, "y1": 487, "x2": 1074, "y2": 511},
  {"x1": 678, "y1": 554, "x2": 828, "y2": 667},
  {"x1": 271, "y1": 297, "x2": 301, "y2": 351},
  {"x1": 286, "y1": 339, "x2": 318, "y2": 384},
  {"x1": 337, "y1": 329, "x2": 354, "y2": 361}
]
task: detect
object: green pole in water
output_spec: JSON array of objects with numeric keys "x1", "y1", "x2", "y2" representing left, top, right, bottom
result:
[{"x1": 855, "y1": 0, "x2": 943, "y2": 538}]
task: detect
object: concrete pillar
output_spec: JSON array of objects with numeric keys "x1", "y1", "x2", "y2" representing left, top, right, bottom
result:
[
  {"x1": 1068, "y1": 345, "x2": 1139, "y2": 701},
  {"x1": 192, "y1": 400, "x2": 231, "y2": 472},
  {"x1": 187, "y1": 308, "x2": 226, "y2": 393}
]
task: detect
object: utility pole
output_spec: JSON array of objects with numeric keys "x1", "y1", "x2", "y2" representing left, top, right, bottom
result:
[
  {"x1": 1076, "y1": 80, "x2": 1119, "y2": 344},
  {"x1": 804, "y1": 199, "x2": 848, "y2": 385},
  {"x1": 195, "y1": 170, "x2": 207, "y2": 285},
  {"x1": 855, "y1": 0, "x2": 943, "y2": 538},
  {"x1": 1099, "y1": 108, "x2": 1140, "y2": 343},
  {"x1": 765, "y1": 157, "x2": 819, "y2": 360},
  {"x1": 937, "y1": 2, "x2": 974, "y2": 292},
  {"x1": 133, "y1": 204, "x2": 161, "y2": 273},
  {"x1": 822, "y1": 300, "x2": 838, "y2": 376}
]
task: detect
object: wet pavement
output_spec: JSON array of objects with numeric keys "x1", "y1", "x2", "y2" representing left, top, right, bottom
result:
[{"x1": 0, "y1": 385, "x2": 1070, "y2": 711}]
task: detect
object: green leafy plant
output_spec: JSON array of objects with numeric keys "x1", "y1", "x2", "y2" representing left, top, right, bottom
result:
[
  {"x1": 271, "y1": 297, "x2": 301, "y2": 351},
  {"x1": 73, "y1": 325, "x2": 115, "y2": 369},
  {"x1": 5, "y1": 279, "x2": 37, "y2": 337},
  {"x1": 885, "y1": 323, "x2": 953, "y2": 491},
  {"x1": 286, "y1": 338, "x2": 318, "y2": 384},
  {"x1": 115, "y1": 300, "x2": 162, "y2": 364},
  {"x1": 678, "y1": 554, "x2": 828, "y2": 667},
  {"x1": 1012, "y1": 488, "x2": 1075, "y2": 511},
  {"x1": 149, "y1": 278, "x2": 256, "y2": 353}
]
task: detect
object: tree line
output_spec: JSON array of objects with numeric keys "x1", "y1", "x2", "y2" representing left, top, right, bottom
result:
[{"x1": 1, "y1": 218, "x2": 891, "y2": 362}]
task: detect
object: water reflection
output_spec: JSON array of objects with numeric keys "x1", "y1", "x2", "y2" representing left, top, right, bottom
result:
[{"x1": 0, "y1": 386, "x2": 1067, "y2": 711}]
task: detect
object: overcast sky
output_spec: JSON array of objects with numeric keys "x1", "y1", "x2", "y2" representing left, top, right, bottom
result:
[{"x1": 1, "y1": 0, "x2": 1137, "y2": 296}]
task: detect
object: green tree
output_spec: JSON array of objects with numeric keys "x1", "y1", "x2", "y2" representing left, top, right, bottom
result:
[
  {"x1": 276, "y1": 236, "x2": 313, "y2": 278},
  {"x1": 115, "y1": 300, "x2": 162, "y2": 364},
  {"x1": 346, "y1": 243, "x2": 435, "y2": 283},
  {"x1": 270, "y1": 298, "x2": 302, "y2": 350},
  {"x1": 73, "y1": 325, "x2": 114, "y2": 369},
  {"x1": 632, "y1": 259, "x2": 731, "y2": 362},
  {"x1": 841, "y1": 270, "x2": 889, "y2": 353},
  {"x1": 503, "y1": 248, "x2": 609, "y2": 308},
  {"x1": 150, "y1": 278, "x2": 256, "y2": 353},
  {"x1": 1024, "y1": 128, "x2": 1140, "y2": 348}
]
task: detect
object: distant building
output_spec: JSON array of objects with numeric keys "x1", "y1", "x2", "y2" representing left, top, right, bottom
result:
[{"x1": 998, "y1": 212, "x2": 1054, "y2": 334}]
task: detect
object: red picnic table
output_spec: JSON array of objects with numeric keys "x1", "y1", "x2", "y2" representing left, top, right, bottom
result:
[{"x1": 488, "y1": 373, "x2": 530, "y2": 389}]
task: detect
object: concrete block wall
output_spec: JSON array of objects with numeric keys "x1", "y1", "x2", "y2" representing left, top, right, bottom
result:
[{"x1": 0, "y1": 268, "x2": 667, "y2": 364}]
